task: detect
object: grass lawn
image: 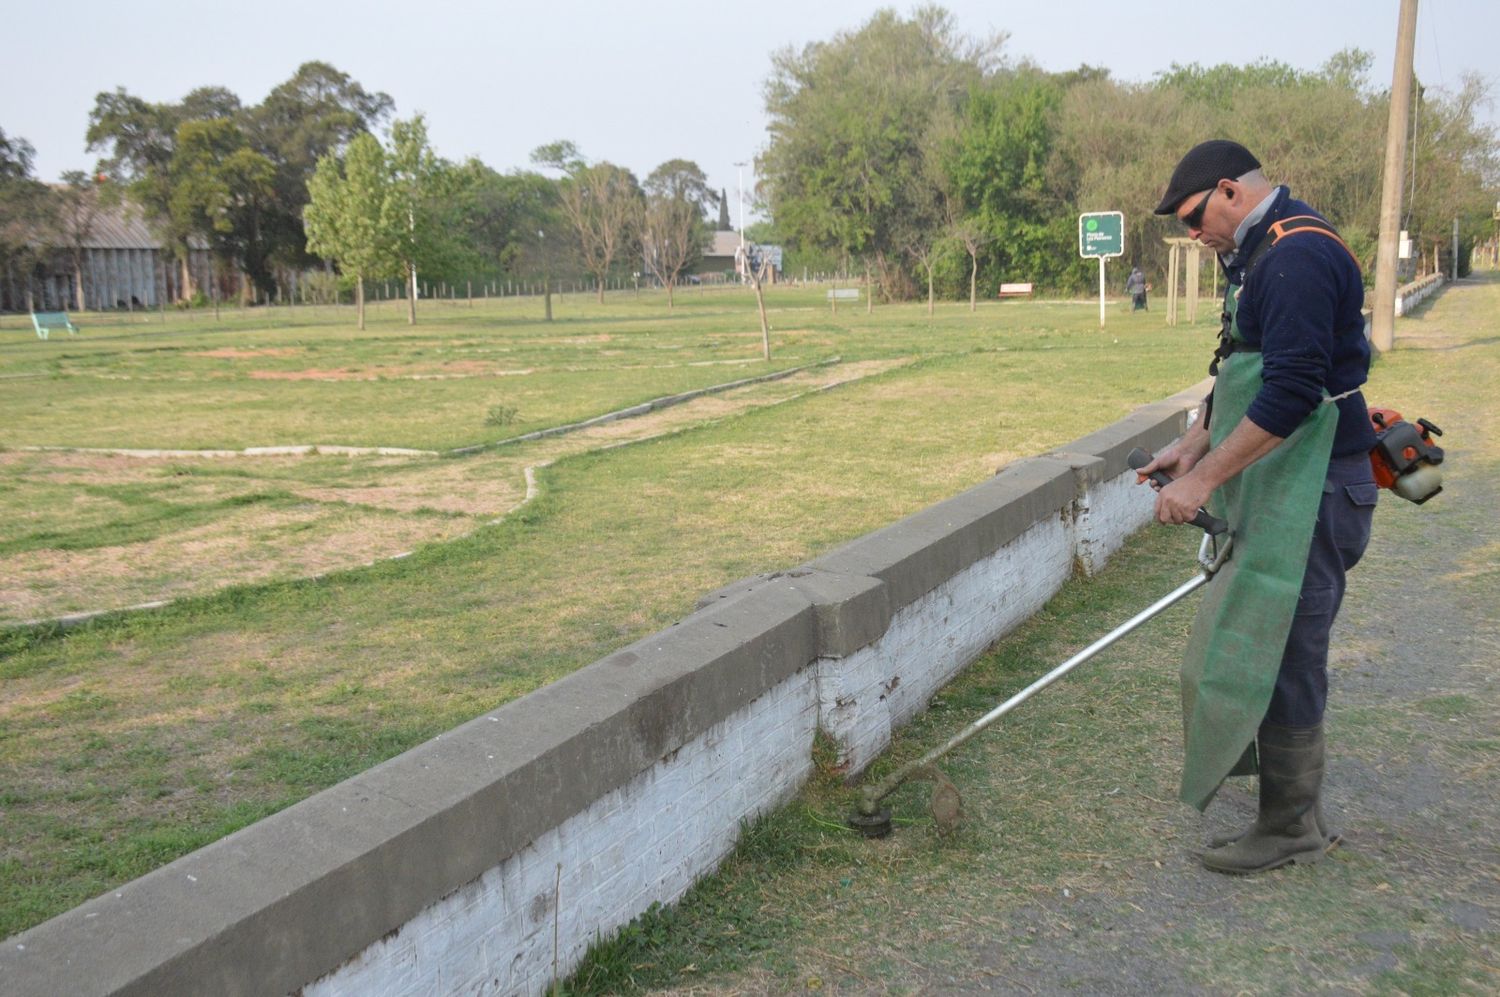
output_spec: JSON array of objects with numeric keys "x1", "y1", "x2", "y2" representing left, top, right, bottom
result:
[{"x1": 1, "y1": 285, "x2": 1220, "y2": 939}]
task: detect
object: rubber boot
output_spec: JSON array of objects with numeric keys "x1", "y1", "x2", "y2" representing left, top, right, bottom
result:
[
  {"x1": 1200, "y1": 723, "x2": 1329, "y2": 875},
  {"x1": 1207, "y1": 797, "x2": 1339, "y2": 849}
]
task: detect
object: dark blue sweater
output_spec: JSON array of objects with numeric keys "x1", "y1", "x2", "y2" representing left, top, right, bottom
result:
[{"x1": 1224, "y1": 187, "x2": 1375, "y2": 458}]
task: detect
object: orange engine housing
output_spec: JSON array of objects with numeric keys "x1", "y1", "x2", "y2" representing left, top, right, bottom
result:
[{"x1": 1368, "y1": 406, "x2": 1443, "y2": 490}]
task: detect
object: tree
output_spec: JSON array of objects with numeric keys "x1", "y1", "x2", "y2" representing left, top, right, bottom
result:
[
  {"x1": 1398, "y1": 73, "x2": 1500, "y2": 274},
  {"x1": 0, "y1": 128, "x2": 54, "y2": 310},
  {"x1": 948, "y1": 216, "x2": 990, "y2": 311},
  {"x1": 717, "y1": 188, "x2": 732, "y2": 231},
  {"x1": 387, "y1": 115, "x2": 471, "y2": 324},
  {"x1": 455, "y1": 163, "x2": 559, "y2": 275},
  {"x1": 902, "y1": 109, "x2": 957, "y2": 316},
  {"x1": 534, "y1": 142, "x2": 642, "y2": 303},
  {"x1": 86, "y1": 88, "x2": 196, "y2": 297},
  {"x1": 1, "y1": 127, "x2": 36, "y2": 183},
  {"x1": 759, "y1": 6, "x2": 1003, "y2": 302},
  {"x1": 305, "y1": 132, "x2": 398, "y2": 330},
  {"x1": 743, "y1": 244, "x2": 773, "y2": 360},
  {"x1": 168, "y1": 119, "x2": 277, "y2": 300},
  {"x1": 641, "y1": 159, "x2": 713, "y2": 308},
  {"x1": 85, "y1": 65, "x2": 391, "y2": 301},
  {"x1": 56, "y1": 172, "x2": 104, "y2": 309},
  {"x1": 945, "y1": 71, "x2": 1069, "y2": 293},
  {"x1": 248, "y1": 62, "x2": 393, "y2": 280}
]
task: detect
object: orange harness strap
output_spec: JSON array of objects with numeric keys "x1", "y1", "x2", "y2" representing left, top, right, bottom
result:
[{"x1": 1266, "y1": 215, "x2": 1360, "y2": 269}]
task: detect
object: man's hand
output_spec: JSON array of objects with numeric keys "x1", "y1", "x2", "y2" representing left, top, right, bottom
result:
[
  {"x1": 1155, "y1": 473, "x2": 1215, "y2": 526},
  {"x1": 1137, "y1": 442, "x2": 1204, "y2": 483},
  {"x1": 1136, "y1": 415, "x2": 1286, "y2": 527}
]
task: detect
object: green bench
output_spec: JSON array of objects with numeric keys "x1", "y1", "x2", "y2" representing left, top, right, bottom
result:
[{"x1": 30, "y1": 311, "x2": 80, "y2": 340}]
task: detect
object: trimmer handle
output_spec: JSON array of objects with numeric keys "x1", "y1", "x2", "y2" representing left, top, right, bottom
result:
[{"x1": 1127, "y1": 448, "x2": 1229, "y2": 537}]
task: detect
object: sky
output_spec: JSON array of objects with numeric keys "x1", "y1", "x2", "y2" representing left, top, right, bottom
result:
[{"x1": 4, "y1": 0, "x2": 1496, "y2": 219}]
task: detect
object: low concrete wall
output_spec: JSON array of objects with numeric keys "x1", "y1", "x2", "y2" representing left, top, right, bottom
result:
[
  {"x1": 0, "y1": 389, "x2": 1206, "y2": 997},
  {"x1": 1396, "y1": 273, "x2": 1444, "y2": 316}
]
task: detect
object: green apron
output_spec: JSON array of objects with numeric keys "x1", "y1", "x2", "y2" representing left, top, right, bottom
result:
[{"x1": 1178, "y1": 285, "x2": 1337, "y2": 811}]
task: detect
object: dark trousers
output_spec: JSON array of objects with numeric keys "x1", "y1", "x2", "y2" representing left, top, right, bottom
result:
[{"x1": 1264, "y1": 454, "x2": 1378, "y2": 727}]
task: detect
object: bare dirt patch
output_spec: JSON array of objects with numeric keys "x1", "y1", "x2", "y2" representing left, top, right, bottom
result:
[
  {"x1": 1, "y1": 501, "x2": 476, "y2": 622},
  {"x1": 189, "y1": 347, "x2": 304, "y2": 360},
  {"x1": 248, "y1": 362, "x2": 534, "y2": 381},
  {"x1": 292, "y1": 458, "x2": 527, "y2": 517}
]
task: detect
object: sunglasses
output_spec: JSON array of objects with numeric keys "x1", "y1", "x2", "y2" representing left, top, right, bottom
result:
[{"x1": 1180, "y1": 187, "x2": 1215, "y2": 230}]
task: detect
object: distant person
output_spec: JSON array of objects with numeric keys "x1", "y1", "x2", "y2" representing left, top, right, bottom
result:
[
  {"x1": 1125, "y1": 266, "x2": 1148, "y2": 311},
  {"x1": 1138, "y1": 139, "x2": 1376, "y2": 876}
]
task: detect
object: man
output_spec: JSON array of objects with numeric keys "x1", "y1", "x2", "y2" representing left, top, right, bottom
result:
[
  {"x1": 1140, "y1": 140, "x2": 1378, "y2": 875},
  {"x1": 1126, "y1": 265, "x2": 1149, "y2": 310}
]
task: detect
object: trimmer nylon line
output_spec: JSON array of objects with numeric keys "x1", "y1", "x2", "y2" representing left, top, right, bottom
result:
[{"x1": 856, "y1": 568, "x2": 1210, "y2": 817}]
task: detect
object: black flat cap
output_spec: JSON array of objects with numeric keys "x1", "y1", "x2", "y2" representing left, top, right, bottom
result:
[{"x1": 1153, "y1": 140, "x2": 1261, "y2": 214}]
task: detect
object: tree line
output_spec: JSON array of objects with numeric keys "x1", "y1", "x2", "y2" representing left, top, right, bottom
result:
[
  {"x1": 1, "y1": 62, "x2": 728, "y2": 322},
  {"x1": 5, "y1": 10, "x2": 1497, "y2": 316},
  {"x1": 756, "y1": 6, "x2": 1499, "y2": 305}
]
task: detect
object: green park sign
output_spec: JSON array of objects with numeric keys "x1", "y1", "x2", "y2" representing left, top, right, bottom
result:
[{"x1": 1078, "y1": 211, "x2": 1125, "y2": 259}]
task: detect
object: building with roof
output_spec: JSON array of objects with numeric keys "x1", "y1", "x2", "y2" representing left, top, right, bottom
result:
[
  {"x1": 1, "y1": 192, "x2": 211, "y2": 313},
  {"x1": 689, "y1": 231, "x2": 784, "y2": 283}
]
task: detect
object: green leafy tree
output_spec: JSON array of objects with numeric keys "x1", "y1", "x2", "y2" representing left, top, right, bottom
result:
[
  {"x1": 456, "y1": 164, "x2": 569, "y2": 319},
  {"x1": 1400, "y1": 73, "x2": 1500, "y2": 275},
  {"x1": 86, "y1": 88, "x2": 197, "y2": 297},
  {"x1": 247, "y1": 62, "x2": 393, "y2": 278},
  {"x1": 85, "y1": 65, "x2": 390, "y2": 300},
  {"x1": 759, "y1": 6, "x2": 1003, "y2": 302},
  {"x1": 946, "y1": 71, "x2": 1070, "y2": 291},
  {"x1": 453, "y1": 163, "x2": 563, "y2": 283},
  {"x1": 388, "y1": 114, "x2": 472, "y2": 323},
  {"x1": 0, "y1": 128, "x2": 54, "y2": 310},
  {"x1": 304, "y1": 132, "x2": 398, "y2": 330},
  {"x1": 168, "y1": 119, "x2": 277, "y2": 299}
]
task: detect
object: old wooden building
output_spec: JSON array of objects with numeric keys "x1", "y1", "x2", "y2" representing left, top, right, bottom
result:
[{"x1": 1, "y1": 194, "x2": 211, "y2": 313}]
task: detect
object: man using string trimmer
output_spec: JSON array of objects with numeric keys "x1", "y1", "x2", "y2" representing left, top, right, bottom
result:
[{"x1": 1138, "y1": 140, "x2": 1378, "y2": 875}]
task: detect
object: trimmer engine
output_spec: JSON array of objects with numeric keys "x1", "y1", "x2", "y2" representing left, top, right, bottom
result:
[{"x1": 1368, "y1": 408, "x2": 1445, "y2": 504}]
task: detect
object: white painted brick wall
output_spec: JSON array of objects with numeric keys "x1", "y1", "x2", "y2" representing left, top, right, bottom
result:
[
  {"x1": 815, "y1": 514, "x2": 1074, "y2": 774},
  {"x1": 1075, "y1": 469, "x2": 1158, "y2": 577},
  {"x1": 305, "y1": 467, "x2": 1160, "y2": 996},
  {"x1": 306, "y1": 672, "x2": 819, "y2": 997}
]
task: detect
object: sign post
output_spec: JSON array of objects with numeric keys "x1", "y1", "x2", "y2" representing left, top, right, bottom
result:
[{"x1": 1079, "y1": 211, "x2": 1125, "y2": 328}]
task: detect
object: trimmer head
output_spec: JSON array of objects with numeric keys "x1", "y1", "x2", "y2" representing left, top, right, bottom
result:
[{"x1": 849, "y1": 807, "x2": 893, "y2": 838}]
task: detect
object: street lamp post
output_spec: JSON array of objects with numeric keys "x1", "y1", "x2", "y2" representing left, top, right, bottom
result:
[{"x1": 734, "y1": 161, "x2": 748, "y2": 282}]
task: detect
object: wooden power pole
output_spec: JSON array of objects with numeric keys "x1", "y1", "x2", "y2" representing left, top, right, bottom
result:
[{"x1": 1372, "y1": 0, "x2": 1419, "y2": 353}]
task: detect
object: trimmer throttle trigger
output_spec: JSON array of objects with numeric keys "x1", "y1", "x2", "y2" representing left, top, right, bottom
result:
[{"x1": 1127, "y1": 448, "x2": 1229, "y2": 537}]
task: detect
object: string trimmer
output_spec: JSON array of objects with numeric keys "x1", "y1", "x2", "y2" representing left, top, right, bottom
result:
[{"x1": 849, "y1": 448, "x2": 1230, "y2": 838}]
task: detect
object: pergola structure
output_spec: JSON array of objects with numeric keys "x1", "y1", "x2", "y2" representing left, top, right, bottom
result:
[{"x1": 1162, "y1": 237, "x2": 1211, "y2": 326}]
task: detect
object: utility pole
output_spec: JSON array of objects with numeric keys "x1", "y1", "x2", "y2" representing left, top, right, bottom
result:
[
  {"x1": 1452, "y1": 217, "x2": 1460, "y2": 280},
  {"x1": 1372, "y1": 0, "x2": 1419, "y2": 353}
]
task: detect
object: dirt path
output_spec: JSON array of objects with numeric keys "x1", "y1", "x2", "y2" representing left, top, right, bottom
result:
[
  {"x1": 625, "y1": 277, "x2": 1498, "y2": 996},
  {"x1": 0, "y1": 359, "x2": 909, "y2": 626}
]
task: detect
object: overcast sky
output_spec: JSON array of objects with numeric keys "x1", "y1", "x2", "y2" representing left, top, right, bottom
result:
[{"x1": 5, "y1": 0, "x2": 1496, "y2": 217}]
